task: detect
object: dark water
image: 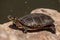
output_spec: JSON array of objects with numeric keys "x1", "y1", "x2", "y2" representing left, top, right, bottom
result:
[{"x1": 0, "y1": 0, "x2": 60, "y2": 23}]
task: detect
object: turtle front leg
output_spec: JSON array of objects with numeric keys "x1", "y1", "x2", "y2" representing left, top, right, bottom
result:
[{"x1": 23, "y1": 26, "x2": 28, "y2": 33}]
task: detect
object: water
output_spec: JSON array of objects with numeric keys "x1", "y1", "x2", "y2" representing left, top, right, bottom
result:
[{"x1": 0, "y1": 0, "x2": 60, "y2": 23}]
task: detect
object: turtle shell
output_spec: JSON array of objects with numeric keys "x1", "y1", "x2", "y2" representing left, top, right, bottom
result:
[{"x1": 18, "y1": 13, "x2": 54, "y2": 28}]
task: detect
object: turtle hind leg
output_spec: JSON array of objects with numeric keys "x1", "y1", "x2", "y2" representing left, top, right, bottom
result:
[
  {"x1": 22, "y1": 26, "x2": 28, "y2": 33},
  {"x1": 49, "y1": 24, "x2": 56, "y2": 34},
  {"x1": 43, "y1": 24, "x2": 56, "y2": 34}
]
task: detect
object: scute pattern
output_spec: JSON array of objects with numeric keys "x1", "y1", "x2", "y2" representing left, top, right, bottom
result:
[{"x1": 18, "y1": 13, "x2": 54, "y2": 28}]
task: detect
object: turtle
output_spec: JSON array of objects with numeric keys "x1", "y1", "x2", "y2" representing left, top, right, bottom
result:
[{"x1": 8, "y1": 13, "x2": 55, "y2": 33}]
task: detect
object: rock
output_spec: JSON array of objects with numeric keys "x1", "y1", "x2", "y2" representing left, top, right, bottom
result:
[
  {"x1": 0, "y1": 8, "x2": 60, "y2": 40},
  {"x1": 31, "y1": 8, "x2": 60, "y2": 35}
]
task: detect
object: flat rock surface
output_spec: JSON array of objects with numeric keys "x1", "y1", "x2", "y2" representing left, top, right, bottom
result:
[{"x1": 0, "y1": 8, "x2": 60, "y2": 40}]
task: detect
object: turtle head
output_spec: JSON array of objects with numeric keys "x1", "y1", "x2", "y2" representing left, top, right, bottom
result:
[
  {"x1": 8, "y1": 15, "x2": 17, "y2": 24},
  {"x1": 8, "y1": 15, "x2": 23, "y2": 27}
]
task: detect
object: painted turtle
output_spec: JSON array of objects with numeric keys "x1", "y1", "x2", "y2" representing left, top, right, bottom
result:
[{"x1": 8, "y1": 13, "x2": 55, "y2": 33}]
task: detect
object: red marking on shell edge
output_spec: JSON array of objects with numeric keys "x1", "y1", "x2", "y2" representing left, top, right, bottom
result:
[
  {"x1": 15, "y1": 20, "x2": 23, "y2": 28},
  {"x1": 28, "y1": 25, "x2": 42, "y2": 30}
]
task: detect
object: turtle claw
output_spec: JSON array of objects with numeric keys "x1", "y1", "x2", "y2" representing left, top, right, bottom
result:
[
  {"x1": 23, "y1": 30, "x2": 27, "y2": 33},
  {"x1": 23, "y1": 26, "x2": 28, "y2": 33}
]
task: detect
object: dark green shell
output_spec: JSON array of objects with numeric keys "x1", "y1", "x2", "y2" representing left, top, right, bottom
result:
[{"x1": 18, "y1": 13, "x2": 54, "y2": 27}]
